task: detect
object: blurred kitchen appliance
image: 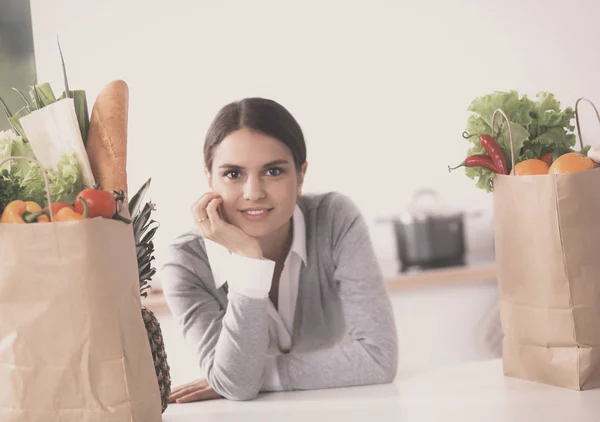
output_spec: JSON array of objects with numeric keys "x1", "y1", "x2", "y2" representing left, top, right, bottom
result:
[{"x1": 380, "y1": 188, "x2": 474, "y2": 273}]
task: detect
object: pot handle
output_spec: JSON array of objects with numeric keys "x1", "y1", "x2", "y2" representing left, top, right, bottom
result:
[{"x1": 408, "y1": 188, "x2": 441, "y2": 214}]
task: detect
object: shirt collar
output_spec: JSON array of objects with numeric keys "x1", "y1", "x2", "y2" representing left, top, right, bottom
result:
[
  {"x1": 291, "y1": 204, "x2": 308, "y2": 266},
  {"x1": 204, "y1": 204, "x2": 307, "y2": 290}
]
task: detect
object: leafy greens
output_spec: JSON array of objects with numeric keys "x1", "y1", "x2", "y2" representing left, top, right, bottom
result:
[
  {"x1": 0, "y1": 129, "x2": 83, "y2": 209},
  {"x1": 462, "y1": 91, "x2": 584, "y2": 191}
]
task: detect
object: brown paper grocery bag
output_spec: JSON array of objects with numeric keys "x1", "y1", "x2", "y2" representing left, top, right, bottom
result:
[
  {"x1": 492, "y1": 105, "x2": 600, "y2": 390},
  {"x1": 0, "y1": 160, "x2": 162, "y2": 421}
]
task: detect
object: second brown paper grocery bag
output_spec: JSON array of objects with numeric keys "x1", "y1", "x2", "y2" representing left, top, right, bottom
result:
[{"x1": 492, "y1": 105, "x2": 600, "y2": 390}]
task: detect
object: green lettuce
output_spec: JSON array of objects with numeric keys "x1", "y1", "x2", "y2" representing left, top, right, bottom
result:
[
  {"x1": 0, "y1": 129, "x2": 83, "y2": 209},
  {"x1": 461, "y1": 91, "x2": 580, "y2": 192},
  {"x1": 0, "y1": 129, "x2": 36, "y2": 174},
  {"x1": 21, "y1": 151, "x2": 83, "y2": 206}
]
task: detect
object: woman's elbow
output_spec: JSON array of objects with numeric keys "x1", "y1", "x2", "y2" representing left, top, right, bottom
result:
[
  {"x1": 222, "y1": 387, "x2": 260, "y2": 402},
  {"x1": 208, "y1": 373, "x2": 262, "y2": 401},
  {"x1": 374, "y1": 338, "x2": 399, "y2": 384},
  {"x1": 380, "y1": 360, "x2": 398, "y2": 384}
]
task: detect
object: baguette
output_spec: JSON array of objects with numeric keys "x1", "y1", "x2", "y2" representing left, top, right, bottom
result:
[{"x1": 86, "y1": 80, "x2": 129, "y2": 198}]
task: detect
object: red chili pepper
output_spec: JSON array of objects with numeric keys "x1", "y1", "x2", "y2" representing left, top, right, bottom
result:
[
  {"x1": 448, "y1": 154, "x2": 499, "y2": 173},
  {"x1": 479, "y1": 135, "x2": 508, "y2": 175}
]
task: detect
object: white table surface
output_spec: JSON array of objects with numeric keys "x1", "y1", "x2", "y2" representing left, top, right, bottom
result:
[{"x1": 162, "y1": 359, "x2": 600, "y2": 421}]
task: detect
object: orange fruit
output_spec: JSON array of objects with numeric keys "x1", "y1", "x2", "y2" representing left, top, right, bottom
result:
[
  {"x1": 548, "y1": 152, "x2": 595, "y2": 174},
  {"x1": 511, "y1": 159, "x2": 549, "y2": 175}
]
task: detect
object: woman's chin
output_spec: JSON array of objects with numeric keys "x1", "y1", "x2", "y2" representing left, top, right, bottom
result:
[
  {"x1": 238, "y1": 224, "x2": 269, "y2": 238},
  {"x1": 229, "y1": 217, "x2": 266, "y2": 236}
]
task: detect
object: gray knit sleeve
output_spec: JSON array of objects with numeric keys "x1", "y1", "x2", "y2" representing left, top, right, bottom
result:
[
  {"x1": 160, "y1": 236, "x2": 272, "y2": 401},
  {"x1": 276, "y1": 193, "x2": 399, "y2": 390}
]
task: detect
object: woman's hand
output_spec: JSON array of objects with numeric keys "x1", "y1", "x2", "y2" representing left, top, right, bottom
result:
[
  {"x1": 193, "y1": 192, "x2": 263, "y2": 259},
  {"x1": 168, "y1": 378, "x2": 222, "y2": 403}
]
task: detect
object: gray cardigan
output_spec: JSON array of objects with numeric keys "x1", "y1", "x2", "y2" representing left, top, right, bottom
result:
[{"x1": 160, "y1": 192, "x2": 398, "y2": 400}]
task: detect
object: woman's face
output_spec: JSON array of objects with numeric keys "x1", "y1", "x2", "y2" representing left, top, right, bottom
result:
[{"x1": 205, "y1": 128, "x2": 307, "y2": 239}]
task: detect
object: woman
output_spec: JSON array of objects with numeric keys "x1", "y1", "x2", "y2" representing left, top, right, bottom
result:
[{"x1": 161, "y1": 97, "x2": 398, "y2": 403}]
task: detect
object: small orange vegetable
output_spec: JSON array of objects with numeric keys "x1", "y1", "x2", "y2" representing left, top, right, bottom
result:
[
  {"x1": 0, "y1": 200, "x2": 49, "y2": 224},
  {"x1": 45, "y1": 202, "x2": 75, "y2": 215},
  {"x1": 55, "y1": 197, "x2": 89, "y2": 222}
]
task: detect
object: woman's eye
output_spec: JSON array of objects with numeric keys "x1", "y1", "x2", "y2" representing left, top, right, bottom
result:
[
  {"x1": 224, "y1": 170, "x2": 241, "y2": 179},
  {"x1": 266, "y1": 167, "x2": 283, "y2": 176}
]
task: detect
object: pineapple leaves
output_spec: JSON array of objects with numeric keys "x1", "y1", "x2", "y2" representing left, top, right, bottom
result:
[
  {"x1": 129, "y1": 177, "x2": 152, "y2": 218},
  {"x1": 130, "y1": 178, "x2": 159, "y2": 298}
]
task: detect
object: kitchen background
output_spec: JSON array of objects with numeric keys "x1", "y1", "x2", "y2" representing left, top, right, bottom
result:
[{"x1": 5, "y1": 0, "x2": 600, "y2": 386}]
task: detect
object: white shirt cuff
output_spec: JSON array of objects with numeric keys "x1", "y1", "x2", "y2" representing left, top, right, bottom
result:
[
  {"x1": 227, "y1": 253, "x2": 275, "y2": 299},
  {"x1": 262, "y1": 355, "x2": 282, "y2": 391}
]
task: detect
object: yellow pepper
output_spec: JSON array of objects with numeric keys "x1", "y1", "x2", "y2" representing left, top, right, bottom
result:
[{"x1": 0, "y1": 200, "x2": 50, "y2": 224}]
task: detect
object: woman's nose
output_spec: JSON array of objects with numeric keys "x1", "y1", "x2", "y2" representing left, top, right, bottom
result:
[{"x1": 243, "y1": 176, "x2": 266, "y2": 201}]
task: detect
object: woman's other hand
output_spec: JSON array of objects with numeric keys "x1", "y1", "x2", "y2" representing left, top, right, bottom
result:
[
  {"x1": 193, "y1": 192, "x2": 263, "y2": 259},
  {"x1": 168, "y1": 378, "x2": 222, "y2": 403}
]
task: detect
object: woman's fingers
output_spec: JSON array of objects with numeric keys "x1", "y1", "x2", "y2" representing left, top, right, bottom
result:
[
  {"x1": 168, "y1": 379, "x2": 211, "y2": 403},
  {"x1": 205, "y1": 197, "x2": 223, "y2": 227},
  {"x1": 170, "y1": 379, "x2": 199, "y2": 394},
  {"x1": 176, "y1": 386, "x2": 221, "y2": 403},
  {"x1": 170, "y1": 382, "x2": 193, "y2": 394},
  {"x1": 191, "y1": 194, "x2": 261, "y2": 258},
  {"x1": 169, "y1": 386, "x2": 198, "y2": 402},
  {"x1": 192, "y1": 192, "x2": 220, "y2": 222}
]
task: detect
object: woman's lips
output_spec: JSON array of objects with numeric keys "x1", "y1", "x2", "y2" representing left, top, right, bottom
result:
[{"x1": 239, "y1": 208, "x2": 273, "y2": 222}]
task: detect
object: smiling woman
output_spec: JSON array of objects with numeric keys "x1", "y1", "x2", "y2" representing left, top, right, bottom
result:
[{"x1": 160, "y1": 97, "x2": 398, "y2": 403}]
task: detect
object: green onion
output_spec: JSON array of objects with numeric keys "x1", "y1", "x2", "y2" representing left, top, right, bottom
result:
[
  {"x1": 0, "y1": 96, "x2": 13, "y2": 119},
  {"x1": 8, "y1": 105, "x2": 32, "y2": 140},
  {"x1": 13, "y1": 88, "x2": 31, "y2": 108},
  {"x1": 31, "y1": 83, "x2": 57, "y2": 108}
]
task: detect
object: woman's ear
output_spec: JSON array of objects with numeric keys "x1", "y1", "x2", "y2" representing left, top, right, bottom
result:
[
  {"x1": 297, "y1": 161, "x2": 308, "y2": 197},
  {"x1": 204, "y1": 167, "x2": 214, "y2": 192}
]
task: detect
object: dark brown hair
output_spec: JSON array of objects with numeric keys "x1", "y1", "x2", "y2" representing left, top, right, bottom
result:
[{"x1": 204, "y1": 97, "x2": 307, "y2": 172}]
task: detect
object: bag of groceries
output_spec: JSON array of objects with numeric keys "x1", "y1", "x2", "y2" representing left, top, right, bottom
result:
[
  {"x1": 451, "y1": 91, "x2": 600, "y2": 390},
  {"x1": 0, "y1": 51, "x2": 167, "y2": 420}
]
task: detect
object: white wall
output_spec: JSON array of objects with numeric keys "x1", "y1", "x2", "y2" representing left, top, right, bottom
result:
[{"x1": 27, "y1": 0, "x2": 600, "y2": 270}]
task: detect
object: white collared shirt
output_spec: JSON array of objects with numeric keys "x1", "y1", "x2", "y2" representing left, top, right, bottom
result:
[{"x1": 203, "y1": 205, "x2": 307, "y2": 385}]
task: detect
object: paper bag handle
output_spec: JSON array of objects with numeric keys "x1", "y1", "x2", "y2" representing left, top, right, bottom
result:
[
  {"x1": 575, "y1": 97, "x2": 600, "y2": 149},
  {"x1": 0, "y1": 156, "x2": 55, "y2": 222},
  {"x1": 491, "y1": 108, "x2": 516, "y2": 172}
]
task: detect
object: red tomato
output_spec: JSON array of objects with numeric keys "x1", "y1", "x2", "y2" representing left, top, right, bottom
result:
[
  {"x1": 74, "y1": 189, "x2": 117, "y2": 219},
  {"x1": 540, "y1": 152, "x2": 553, "y2": 166}
]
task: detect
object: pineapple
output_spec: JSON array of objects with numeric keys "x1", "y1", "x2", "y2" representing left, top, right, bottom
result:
[{"x1": 129, "y1": 179, "x2": 171, "y2": 413}]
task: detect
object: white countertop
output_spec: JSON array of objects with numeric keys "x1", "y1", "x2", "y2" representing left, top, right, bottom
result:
[{"x1": 162, "y1": 359, "x2": 600, "y2": 421}]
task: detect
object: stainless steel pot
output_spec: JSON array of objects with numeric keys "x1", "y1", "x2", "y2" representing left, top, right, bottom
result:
[{"x1": 380, "y1": 189, "x2": 476, "y2": 272}]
